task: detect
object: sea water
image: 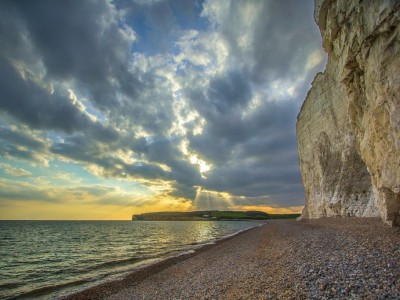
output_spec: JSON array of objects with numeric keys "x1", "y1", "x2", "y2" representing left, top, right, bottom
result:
[{"x1": 0, "y1": 220, "x2": 261, "y2": 299}]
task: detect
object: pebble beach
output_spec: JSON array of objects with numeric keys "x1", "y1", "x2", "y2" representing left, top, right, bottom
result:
[{"x1": 64, "y1": 218, "x2": 400, "y2": 299}]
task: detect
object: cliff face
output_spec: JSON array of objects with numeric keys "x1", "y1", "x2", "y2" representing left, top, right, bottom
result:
[{"x1": 297, "y1": 0, "x2": 400, "y2": 225}]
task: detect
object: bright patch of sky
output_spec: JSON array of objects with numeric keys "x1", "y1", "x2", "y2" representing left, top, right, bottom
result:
[{"x1": 0, "y1": 0, "x2": 326, "y2": 219}]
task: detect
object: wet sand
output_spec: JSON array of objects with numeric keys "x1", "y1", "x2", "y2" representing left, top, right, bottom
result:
[{"x1": 63, "y1": 218, "x2": 400, "y2": 299}]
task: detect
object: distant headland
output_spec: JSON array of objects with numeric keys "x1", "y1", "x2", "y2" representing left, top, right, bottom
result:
[{"x1": 132, "y1": 211, "x2": 300, "y2": 221}]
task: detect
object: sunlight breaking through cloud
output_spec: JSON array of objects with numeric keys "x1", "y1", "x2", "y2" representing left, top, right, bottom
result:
[
  {"x1": 0, "y1": 0, "x2": 326, "y2": 219},
  {"x1": 193, "y1": 187, "x2": 232, "y2": 211}
]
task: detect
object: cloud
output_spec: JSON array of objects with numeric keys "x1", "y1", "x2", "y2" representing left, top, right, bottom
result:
[
  {"x1": 0, "y1": 0, "x2": 326, "y2": 218},
  {"x1": 201, "y1": 0, "x2": 322, "y2": 81},
  {"x1": 116, "y1": 0, "x2": 205, "y2": 53},
  {"x1": 193, "y1": 188, "x2": 303, "y2": 212},
  {"x1": 3, "y1": 0, "x2": 140, "y2": 107},
  {"x1": 0, "y1": 125, "x2": 49, "y2": 164},
  {"x1": 0, "y1": 56, "x2": 120, "y2": 140},
  {"x1": 0, "y1": 126, "x2": 46, "y2": 151},
  {"x1": 0, "y1": 177, "x2": 131, "y2": 204},
  {"x1": 0, "y1": 163, "x2": 32, "y2": 177},
  {"x1": 174, "y1": 0, "x2": 325, "y2": 206},
  {"x1": 0, "y1": 177, "x2": 192, "y2": 218}
]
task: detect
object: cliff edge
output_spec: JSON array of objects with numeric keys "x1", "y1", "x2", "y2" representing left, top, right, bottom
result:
[{"x1": 297, "y1": 0, "x2": 400, "y2": 226}]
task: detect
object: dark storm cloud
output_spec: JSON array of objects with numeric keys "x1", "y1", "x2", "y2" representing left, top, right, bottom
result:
[
  {"x1": 204, "y1": 158, "x2": 306, "y2": 206},
  {"x1": 198, "y1": 71, "x2": 252, "y2": 116},
  {"x1": 0, "y1": 56, "x2": 119, "y2": 141},
  {"x1": 250, "y1": 0, "x2": 320, "y2": 81},
  {"x1": 188, "y1": 91, "x2": 299, "y2": 164},
  {"x1": 0, "y1": 0, "x2": 141, "y2": 110},
  {"x1": 126, "y1": 137, "x2": 201, "y2": 198},
  {"x1": 0, "y1": 125, "x2": 48, "y2": 163},
  {"x1": 181, "y1": 0, "x2": 325, "y2": 205},
  {"x1": 0, "y1": 143, "x2": 44, "y2": 164},
  {"x1": 0, "y1": 0, "x2": 325, "y2": 208},
  {"x1": 0, "y1": 0, "x2": 181, "y2": 189},
  {"x1": 145, "y1": 138, "x2": 202, "y2": 185},
  {"x1": 187, "y1": 88, "x2": 308, "y2": 204},
  {"x1": 0, "y1": 0, "x2": 174, "y2": 142},
  {"x1": 50, "y1": 135, "x2": 106, "y2": 164},
  {"x1": 185, "y1": 72, "x2": 255, "y2": 163},
  {"x1": 50, "y1": 134, "x2": 199, "y2": 198},
  {"x1": 211, "y1": 0, "x2": 320, "y2": 82},
  {"x1": 0, "y1": 126, "x2": 46, "y2": 152}
]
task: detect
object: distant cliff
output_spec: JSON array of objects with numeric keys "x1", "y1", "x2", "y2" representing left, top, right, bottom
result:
[
  {"x1": 297, "y1": 0, "x2": 400, "y2": 225},
  {"x1": 132, "y1": 211, "x2": 299, "y2": 221}
]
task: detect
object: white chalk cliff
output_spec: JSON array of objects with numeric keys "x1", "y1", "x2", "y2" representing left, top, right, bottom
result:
[{"x1": 297, "y1": 0, "x2": 400, "y2": 225}]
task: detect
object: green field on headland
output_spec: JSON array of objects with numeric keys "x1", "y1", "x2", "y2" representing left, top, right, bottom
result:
[{"x1": 132, "y1": 211, "x2": 300, "y2": 221}]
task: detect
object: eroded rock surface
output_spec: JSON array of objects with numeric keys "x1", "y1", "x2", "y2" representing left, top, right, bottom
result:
[{"x1": 298, "y1": 0, "x2": 400, "y2": 225}]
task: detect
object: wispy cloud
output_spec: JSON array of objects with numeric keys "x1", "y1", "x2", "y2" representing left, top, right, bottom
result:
[
  {"x1": 0, "y1": 0, "x2": 325, "y2": 219},
  {"x1": 0, "y1": 163, "x2": 32, "y2": 177}
]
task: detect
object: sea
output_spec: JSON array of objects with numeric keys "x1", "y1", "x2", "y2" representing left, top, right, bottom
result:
[{"x1": 0, "y1": 220, "x2": 261, "y2": 299}]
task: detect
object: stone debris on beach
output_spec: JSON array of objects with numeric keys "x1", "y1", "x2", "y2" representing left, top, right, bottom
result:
[{"x1": 65, "y1": 218, "x2": 400, "y2": 299}]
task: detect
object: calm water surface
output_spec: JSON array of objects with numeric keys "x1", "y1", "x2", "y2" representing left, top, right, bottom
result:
[{"x1": 0, "y1": 220, "x2": 261, "y2": 299}]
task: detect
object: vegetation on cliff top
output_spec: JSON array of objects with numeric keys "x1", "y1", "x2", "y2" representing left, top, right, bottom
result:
[{"x1": 132, "y1": 211, "x2": 300, "y2": 221}]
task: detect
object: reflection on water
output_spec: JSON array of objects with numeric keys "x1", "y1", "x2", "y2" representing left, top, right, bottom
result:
[{"x1": 0, "y1": 220, "x2": 260, "y2": 299}]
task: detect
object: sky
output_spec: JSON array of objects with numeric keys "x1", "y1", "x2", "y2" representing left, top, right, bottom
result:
[{"x1": 0, "y1": 0, "x2": 326, "y2": 220}]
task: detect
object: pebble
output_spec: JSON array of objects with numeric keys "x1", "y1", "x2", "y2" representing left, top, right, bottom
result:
[{"x1": 64, "y1": 218, "x2": 400, "y2": 300}]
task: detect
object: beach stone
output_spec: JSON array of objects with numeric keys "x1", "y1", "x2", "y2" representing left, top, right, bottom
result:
[
  {"x1": 60, "y1": 218, "x2": 399, "y2": 300},
  {"x1": 297, "y1": 0, "x2": 400, "y2": 225}
]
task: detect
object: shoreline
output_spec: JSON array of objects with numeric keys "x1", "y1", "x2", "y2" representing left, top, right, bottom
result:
[
  {"x1": 61, "y1": 222, "x2": 266, "y2": 300},
  {"x1": 62, "y1": 218, "x2": 400, "y2": 299},
  {"x1": 5, "y1": 220, "x2": 262, "y2": 300}
]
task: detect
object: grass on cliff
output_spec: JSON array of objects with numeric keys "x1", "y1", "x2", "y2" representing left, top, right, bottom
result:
[{"x1": 133, "y1": 211, "x2": 300, "y2": 221}]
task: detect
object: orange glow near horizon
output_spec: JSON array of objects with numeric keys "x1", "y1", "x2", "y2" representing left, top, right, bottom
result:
[
  {"x1": 0, "y1": 198, "x2": 194, "y2": 220},
  {"x1": 0, "y1": 0, "x2": 324, "y2": 223},
  {"x1": 231, "y1": 205, "x2": 304, "y2": 214},
  {"x1": 0, "y1": 198, "x2": 303, "y2": 220}
]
